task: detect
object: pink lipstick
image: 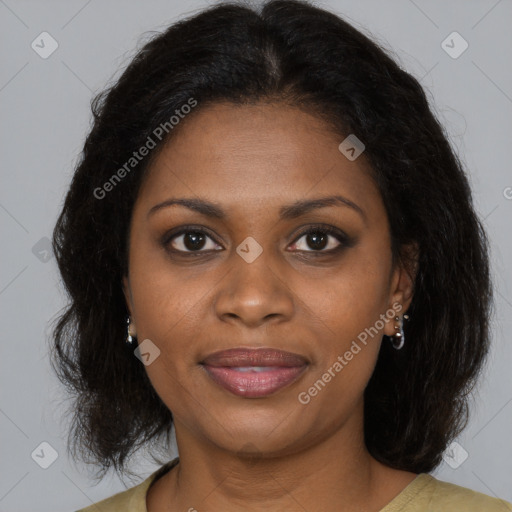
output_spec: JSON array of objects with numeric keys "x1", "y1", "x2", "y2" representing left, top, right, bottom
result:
[{"x1": 201, "y1": 347, "x2": 308, "y2": 398}]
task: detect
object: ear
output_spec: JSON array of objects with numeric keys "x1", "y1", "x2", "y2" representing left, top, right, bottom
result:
[{"x1": 383, "y1": 242, "x2": 419, "y2": 337}]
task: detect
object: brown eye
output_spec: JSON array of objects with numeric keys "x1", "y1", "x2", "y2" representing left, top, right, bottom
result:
[
  {"x1": 164, "y1": 227, "x2": 223, "y2": 254},
  {"x1": 295, "y1": 231, "x2": 333, "y2": 251},
  {"x1": 289, "y1": 225, "x2": 353, "y2": 253}
]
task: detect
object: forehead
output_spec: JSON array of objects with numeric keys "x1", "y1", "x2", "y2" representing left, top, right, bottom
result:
[{"x1": 135, "y1": 102, "x2": 382, "y2": 220}]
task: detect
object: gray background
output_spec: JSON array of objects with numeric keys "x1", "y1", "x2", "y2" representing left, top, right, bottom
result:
[{"x1": 1, "y1": 0, "x2": 511, "y2": 510}]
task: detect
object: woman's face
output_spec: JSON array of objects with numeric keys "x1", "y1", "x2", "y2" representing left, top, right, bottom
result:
[{"x1": 123, "y1": 101, "x2": 414, "y2": 457}]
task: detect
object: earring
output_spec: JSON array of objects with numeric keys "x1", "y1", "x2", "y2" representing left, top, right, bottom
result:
[
  {"x1": 126, "y1": 316, "x2": 135, "y2": 344},
  {"x1": 391, "y1": 314, "x2": 409, "y2": 350}
]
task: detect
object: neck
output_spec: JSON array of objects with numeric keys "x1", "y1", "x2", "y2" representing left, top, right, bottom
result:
[{"x1": 148, "y1": 403, "x2": 417, "y2": 512}]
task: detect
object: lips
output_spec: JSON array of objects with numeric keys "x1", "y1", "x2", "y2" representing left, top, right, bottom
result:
[
  {"x1": 202, "y1": 348, "x2": 308, "y2": 368},
  {"x1": 200, "y1": 347, "x2": 308, "y2": 398}
]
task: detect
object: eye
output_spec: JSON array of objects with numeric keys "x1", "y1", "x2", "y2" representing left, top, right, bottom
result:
[
  {"x1": 163, "y1": 226, "x2": 222, "y2": 254},
  {"x1": 289, "y1": 225, "x2": 351, "y2": 253},
  {"x1": 162, "y1": 224, "x2": 353, "y2": 256}
]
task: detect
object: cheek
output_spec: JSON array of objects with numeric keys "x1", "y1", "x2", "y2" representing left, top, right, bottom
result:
[
  {"x1": 130, "y1": 268, "x2": 213, "y2": 355},
  {"x1": 301, "y1": 246, "x2": 392, "y2": 340},
  {"x1": 295, "y1": 247, "x2": 391, "y2": 401},
  {"x1": 128, "y1": 267, "x2": 212, "y2": 414},
  {"x1": 127, "y1": 257, "x2": 225, "y2": 405}
]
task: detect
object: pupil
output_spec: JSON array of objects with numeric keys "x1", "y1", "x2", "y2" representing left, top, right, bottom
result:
[
  {"x1": 307, "y1": 232, "x2": 327, "y2": 250},
  {"x1": 184, "y1": 232, "x2": 206, "y2": 251}
]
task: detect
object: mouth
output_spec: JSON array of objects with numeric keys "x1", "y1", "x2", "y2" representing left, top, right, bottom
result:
[{"x1": 200, "y1": 347, "x2": 309, "y2": 398}]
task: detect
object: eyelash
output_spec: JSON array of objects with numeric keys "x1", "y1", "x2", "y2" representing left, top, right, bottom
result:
[{"x1": 161, "y1": 224, "x2": 353, "y2": 257}]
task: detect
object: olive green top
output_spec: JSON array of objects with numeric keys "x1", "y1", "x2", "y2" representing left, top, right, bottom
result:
[{"x1": 75, "y1": 457, "x2": 512, "y2": 511}]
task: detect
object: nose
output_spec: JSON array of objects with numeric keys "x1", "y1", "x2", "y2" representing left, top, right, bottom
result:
[{"x1": 213, "y1": 250, "x2": 295, "y2": 328}]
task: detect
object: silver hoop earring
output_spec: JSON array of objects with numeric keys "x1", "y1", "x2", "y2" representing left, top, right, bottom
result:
[
  {"x1": 126, "y1": 317, "x2": 134, "y2": 344},
  {"x1": 391, "y1": 314, "x2": 409, "y2": 350}
]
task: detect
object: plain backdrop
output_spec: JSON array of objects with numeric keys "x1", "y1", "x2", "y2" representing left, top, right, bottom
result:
[{"x1": 0, "y1": 0, "x2": 511, "y2": 510}]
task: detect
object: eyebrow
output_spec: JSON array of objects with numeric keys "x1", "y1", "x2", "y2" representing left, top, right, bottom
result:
[{"x1": 147, "y1": 195, "x2": 367, "y2": 223}]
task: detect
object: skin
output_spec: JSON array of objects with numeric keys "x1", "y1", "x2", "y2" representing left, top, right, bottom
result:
[{"x1": 122, "y1": 101, "x2": 418, "y2": 512}]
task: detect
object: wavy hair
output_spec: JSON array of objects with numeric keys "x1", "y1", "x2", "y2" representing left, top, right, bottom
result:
[{"x1": 50, "y1": 0, "x2": 493, "y2": 479}]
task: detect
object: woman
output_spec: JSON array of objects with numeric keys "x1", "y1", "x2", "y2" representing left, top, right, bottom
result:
[{"x1": 51, "y1": 0, "x2": 512, "y2": 510}]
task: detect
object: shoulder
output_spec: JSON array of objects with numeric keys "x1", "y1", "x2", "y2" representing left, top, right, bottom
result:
[
  {"x1": 74, "y1": 485, "x2": 142, "y2": 512},
  {"x1": 430, "y1": 475, "x2": 512, "y2": 511},
  {"x1": 73, "y1": 458, "x2": 179, "y2": 512},
  {"x1": 408, "y1": 474, "x2": 512, "y2": 511}
]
